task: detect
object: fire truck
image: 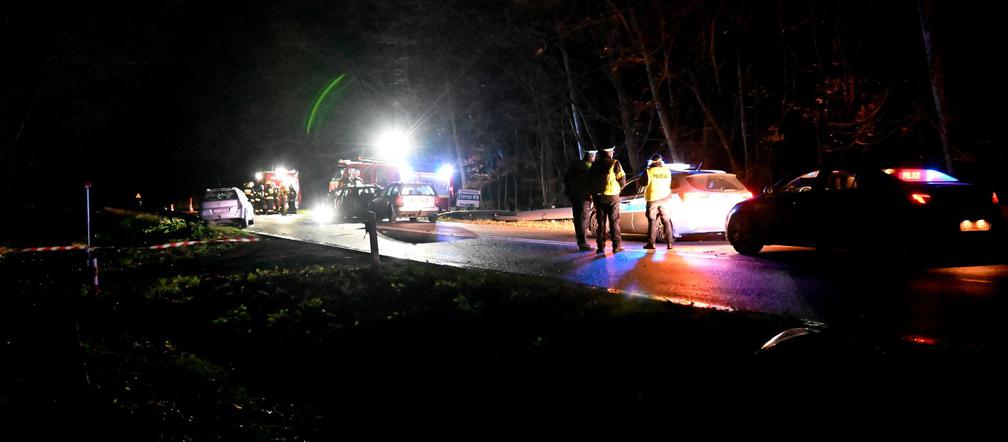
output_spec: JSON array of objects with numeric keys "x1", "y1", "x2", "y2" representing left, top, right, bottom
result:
[
  {"x1": 251, "y1": 168, "x2": 302, "y2": 214},
  {"x1": 328, "y1": 159, "x2": 453, "y2": 211}
]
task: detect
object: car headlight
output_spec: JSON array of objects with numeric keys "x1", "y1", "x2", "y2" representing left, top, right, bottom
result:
[{"x1": 312, "y1": 205, "x2": 335, "y2": 224}]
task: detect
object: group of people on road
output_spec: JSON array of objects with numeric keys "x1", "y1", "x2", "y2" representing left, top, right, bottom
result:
[
  {"x1": 564, "y1": 146, "x2": 673, "y2": 254},
  {"x1": 245, "y1": 181, "x2": 298, "y2": 215},
  {"x1": 331, "y1": 169, "x2": 364, "y2": 190}
]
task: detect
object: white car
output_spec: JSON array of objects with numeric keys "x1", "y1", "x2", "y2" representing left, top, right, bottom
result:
[
  {"x1": 200, "y1": 187, "x2": 255, "y2": 228},
  {"x1": 589, "y1": 168, "x2": 753, "y2": 243},
  {"x1": 370, "y1": 182, "x2": 440, "y2": 222}
]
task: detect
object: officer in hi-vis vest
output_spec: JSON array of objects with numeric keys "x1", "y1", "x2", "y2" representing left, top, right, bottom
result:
[
  {"x1": 588, "y1": 146, "x2": 626, "y2": 254},
  {"x1": 640, "y1": 154, "x2": 674, "y2": 250},
  {"x1": 564, "y1": 149, "x2": 596, "y2": 251}
]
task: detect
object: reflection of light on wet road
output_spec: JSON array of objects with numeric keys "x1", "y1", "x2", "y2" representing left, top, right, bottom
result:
[
  {"x1": 903, "y1": 335, "x2": 939, "y2": 346},
  {"x1": 928, "y1": 266, "x2": 999, "y2": 284},
  {"x1": 249, "y1": 214, "x2": 1008, "y2": 346}
]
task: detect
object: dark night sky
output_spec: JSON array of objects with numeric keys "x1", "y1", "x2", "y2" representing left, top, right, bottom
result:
[{"x1": 3, "y1": 0, "x2": 1003, "y2": 209}]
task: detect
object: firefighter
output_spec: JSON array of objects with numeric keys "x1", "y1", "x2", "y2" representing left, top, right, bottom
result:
[
  {"x1": 641, "y1": 154, "x2": 674, "y2": 250},
  {"x1": 255, "y1": 183, "x2": 267, "y2": 214},
  {"x1": 349, "y1": 169, "x2": 363, "y2": 187},
  {"x1": 589, "y1": 146, "x2": 626, "y2": 254},
  {"x1": 278, "y1": 185, "x2": 288, "y2": 216},
  {"x1": 288, "y1": 185, "x2": 298, "y2": 213},
  {"x1": 264, "y1": 183, "x2": 277, "y2": 213},
  {"x1": 336, "y1": 170, "x2": 351, "y2": 189},
  {"x1": 564, "y1": 149, "x2": 596, "y2": 251}
]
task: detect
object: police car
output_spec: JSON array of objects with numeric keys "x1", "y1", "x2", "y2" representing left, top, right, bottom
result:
[
  {"x1": 588, "y1": 164, "x2": 753, "y2": 242},
  {"x1": 725, "y1": 167, "x2": 1003, "y2": 255}
]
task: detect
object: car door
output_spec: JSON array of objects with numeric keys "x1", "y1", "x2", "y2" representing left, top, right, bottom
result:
[
  {"x1": 764, "y1": 170, "x2": 823, "y2": 244},
  {"x1": 387, "y1": 184, "x2": 400, "y2": 212},
  {"x1": 819, "y1": 170, "x2": 861, "y2": 244},
  {"x1": 619, "y1": 178, "x2": 645, "y2": 233},
  {"x1": 370, "y1": 186, "x2": 388, "y2": 213}
]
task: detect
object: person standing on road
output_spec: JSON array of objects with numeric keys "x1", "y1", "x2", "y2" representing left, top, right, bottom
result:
[
  {"x1": 564, "y1": 149, "x2": 597, "y2": 251},
  {"x1": 288, "y1": 185, "x2": 298, "y2": 213},
  {"x1": 278, "y1": 185, "x2": 288, "y2": 216},
  {"x1": 589, "y1": 146, "x2": 626, "y2": 254},
  {"x1": 641, "y1": 154, "x2": 674, "y2": 250}
]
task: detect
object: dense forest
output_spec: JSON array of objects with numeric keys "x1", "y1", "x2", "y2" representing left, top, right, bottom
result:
[{"x1": 2, "y1": 0, "x2": 1002, "y2": 209}]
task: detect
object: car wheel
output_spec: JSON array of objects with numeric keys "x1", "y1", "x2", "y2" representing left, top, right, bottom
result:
[
  {"x1": 586, "y1": 208, "x2": 599, "y2": 238},
  {"x1": 656, "y1": 216, "x2": 672, "y2": 245},
  {"x1": 727, "y1": 213, "x2": 763, "y2": 255},
  {"x1": 409, "y1": 217, "x2": 418, "y2": 222},
  {"x1": 429, "y1": 214, "x2": 438, "y2": 223}
]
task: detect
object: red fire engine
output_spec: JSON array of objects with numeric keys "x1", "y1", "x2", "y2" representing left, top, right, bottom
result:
[{"x1": 253, "y1": 168, "x2": 302, "y2": 212}]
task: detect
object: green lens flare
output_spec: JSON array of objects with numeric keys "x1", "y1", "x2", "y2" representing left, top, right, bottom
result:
[{"x1": 306, "y1": 73, "x2": 346, "y2": 135}]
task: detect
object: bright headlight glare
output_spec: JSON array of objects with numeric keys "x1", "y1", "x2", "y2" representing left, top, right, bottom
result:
[
  {"x1": 313, "y1": 205, "x2": 335, "y2": 223},
  {"x1": 374, "y1": 129, "x2": 414, "y2": 159}
]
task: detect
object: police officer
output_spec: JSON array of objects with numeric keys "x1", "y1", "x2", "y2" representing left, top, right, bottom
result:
[
  {"x1": 589, "y1": 146, "x2": 626, "y2": 254},
  {"x1": 641, "y1": 154, "x2": 674, "y2": 250},
  {"x1": 564, "y1": 149, "x2": 596, "y2": 251}
]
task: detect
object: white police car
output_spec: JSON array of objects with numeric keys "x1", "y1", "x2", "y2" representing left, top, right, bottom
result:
[{"x1": 589, "y1": 164, "x2": 752, "y2": 243}]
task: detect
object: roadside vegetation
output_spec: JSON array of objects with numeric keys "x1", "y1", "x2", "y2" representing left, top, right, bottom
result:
[{"x1": 2, "y1": 211, "x2": 895, "y2": 438}]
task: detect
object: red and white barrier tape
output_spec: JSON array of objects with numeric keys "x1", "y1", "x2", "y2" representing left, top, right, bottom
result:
[
  {"x1": 16, "y1": 245, "x2": 89, "y2": 253},
  {"x1": 0, "y1": 237, "x2": 259, "y2": 255},
  {"x1": 147, "y1": 237, "x2": 259, "y2": 249}
]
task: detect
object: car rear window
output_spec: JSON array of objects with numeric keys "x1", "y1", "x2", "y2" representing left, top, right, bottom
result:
[
  {"x1": 401, "y1": 184, "x2": 436, "y2": 196},
  {"x1": 204, "y1": 189, "x2": 238, "y2": 201},
  {"x1": 686, "y1": 175, "x2": 746, "y2": 192}
]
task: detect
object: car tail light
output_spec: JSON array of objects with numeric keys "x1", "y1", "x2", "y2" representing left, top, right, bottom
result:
[
  {"x1": 910, "y1": 193, "x2": 931, "y2": 205},
  {"x1": 395, "y1": 196, "x2": 404, "y2": 207},
  {"x1": 994, "y1": 192, "x2": 1000, "y2": 205},
  {"x1": 961, "y1": 220, "x2": 991, "y2": 232}
]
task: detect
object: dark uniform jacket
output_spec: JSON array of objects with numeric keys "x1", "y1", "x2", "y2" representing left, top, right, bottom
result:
[{"x1": 564, "y1": 160, "x2": 593, "y2": 200}]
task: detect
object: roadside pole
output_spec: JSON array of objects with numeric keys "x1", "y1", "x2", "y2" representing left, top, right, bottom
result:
[
  {"x1": 84, "y1": 182, "x2": 98, "y2": 293},
  {"x1": 366, "y1": 211, "x2": 380, "y2": 264},
  {"x1": 85, "y1": 182, "x2": 91, "y2": 265},
  {"x1": 79, "y1": 183, "x2": 93, "y2": 387}
]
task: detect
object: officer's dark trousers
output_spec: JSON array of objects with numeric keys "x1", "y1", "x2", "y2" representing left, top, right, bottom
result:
[
  {"x1": 571, "y1": 197, "x2": 593, "y2": 246},
  {"x1": 646, "y1": 199, "x2": 673, "y2": 247},
  {"x1": 593, "y1": 195, "x2": 621, "y2": 250}
]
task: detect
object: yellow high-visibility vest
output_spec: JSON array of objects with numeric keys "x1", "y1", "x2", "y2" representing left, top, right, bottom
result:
[
  {"x1": 603, "y1": 161, "x2": 625, "y2": 196},
  {"x1": 645, "y1": 165, "x2": 672, "y2": 201}
]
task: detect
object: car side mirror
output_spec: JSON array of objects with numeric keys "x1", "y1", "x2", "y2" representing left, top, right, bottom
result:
[{"x1": 762, "y1": 185, "x2": 774, "y2": 195}]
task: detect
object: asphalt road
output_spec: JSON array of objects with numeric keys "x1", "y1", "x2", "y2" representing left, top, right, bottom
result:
[{"x1": 250, "y1": 213, "x2": 1008, "y2": 350}]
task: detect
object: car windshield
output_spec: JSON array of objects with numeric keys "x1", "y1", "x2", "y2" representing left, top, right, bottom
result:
[
  {"x1": 620, "y1": 179, "x2": 642, "y2": 197},
  {"x1": 686, "y1": 174, "x2": 747, "y2": 192},
  {"x1": 782, "y1": 170, "x2": 820, "y2": 192},
  {"x1": 400, "y1": 184, "x2": 436, "y2": 196},
  {"x1": 204, "y1": 189, "x2": 238, "y2": 201}
]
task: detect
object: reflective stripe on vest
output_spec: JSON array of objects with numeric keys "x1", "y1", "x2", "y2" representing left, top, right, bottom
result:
[{"x1": 645, "y1": 166, "x2": 672, "y2": 201}]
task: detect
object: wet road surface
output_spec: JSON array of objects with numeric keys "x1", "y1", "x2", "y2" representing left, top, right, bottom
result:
[{"x1": 250, "y1": 214, "x2": 1008, "y2": 349}]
